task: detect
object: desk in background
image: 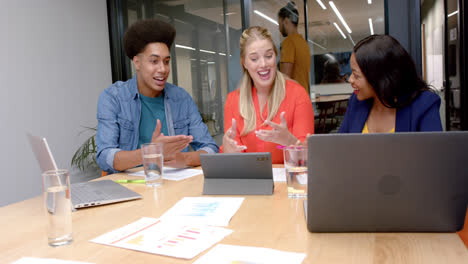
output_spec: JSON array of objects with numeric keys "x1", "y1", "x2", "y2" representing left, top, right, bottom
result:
[
  {"x1": 1, "y1": 167, "x2": 467, "y2": 263},
  {"x1": 312, "y1": 94, "x2": 351, "y2": 133}
]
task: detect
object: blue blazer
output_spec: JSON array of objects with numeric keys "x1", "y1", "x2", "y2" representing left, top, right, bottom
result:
[{"x1": 338, "y1": 91, "x2": 443, "y2": 133}]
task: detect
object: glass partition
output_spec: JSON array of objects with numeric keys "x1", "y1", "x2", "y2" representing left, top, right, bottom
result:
[
  {"x1": 109, "y1": 0, "x2": 386, "y2": 135},
  {"x1": 307, "y1": 0, "x2": 385, "y2": 94},
  {"x1": 112, "y1": 0, "x2": 245, "y2": 144}
]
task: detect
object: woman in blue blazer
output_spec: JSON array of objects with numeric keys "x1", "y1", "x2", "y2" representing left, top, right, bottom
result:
[{"x1": 338, "y1": 35, "x2": 443, "y2": 133}]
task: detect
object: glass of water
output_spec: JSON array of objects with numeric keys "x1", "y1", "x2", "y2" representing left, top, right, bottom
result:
[
  {"x1": 42, "y1": 169, "x2": 73, "y2": 246},
  {"x1": 141, "y1": 142, "x2": 164, "y2": 187},
  {"x1": 283, "y1": 146, "x2": 308, "y2": 198}
]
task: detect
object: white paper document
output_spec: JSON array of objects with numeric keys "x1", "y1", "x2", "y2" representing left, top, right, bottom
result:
[
  {"x1": 160, "y1": 197, "x2": 244, "y2": 227},
  {"x1": 193, "y1": 244, "x2": 306, "y2": 264},
  {"x1": 128, "y1": 167, "x2": 202, "y2": 181},
  {"x1": 90, "y1": 217, "x2": 232, "y2": 260},
  {"x1": 273, "y1": 168, "x2": 286, "y2": 182},
  {"x1": 11, "y1": 258, "x2": 94, "y2": 264}
]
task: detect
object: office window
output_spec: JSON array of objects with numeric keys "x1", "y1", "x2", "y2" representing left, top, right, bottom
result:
[
  {"x1": 250, "y1": 0, "x2": 306, "y2": 52},
  {"x1": 109, "y1": 0, "x2": 244, "y2": 144},
  {"x1": 108, "y1": 0, "x2": 385, "y2": 136},
  {"x1": 307, "y1": 0, "x2": 385, "y2": 93}
]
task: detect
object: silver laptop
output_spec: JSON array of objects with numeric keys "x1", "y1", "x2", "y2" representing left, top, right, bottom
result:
[
  {"x1": 306, "y1": 132, "x2": 468, "y2": 232},
  {"x1": 200, "y1": 152, "x2": 274, "y2": 195},
  {"x1": 28, "y1": 134, "x2": 141, "y2": 209}
]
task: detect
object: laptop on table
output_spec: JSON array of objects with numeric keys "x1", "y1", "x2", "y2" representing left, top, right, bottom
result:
[
  {"x1": 28, "y1": 134, "x2": 141, "y2": 209},
  {"x1": 306, "y1": 132, "x2": 468, "y2": 232}
]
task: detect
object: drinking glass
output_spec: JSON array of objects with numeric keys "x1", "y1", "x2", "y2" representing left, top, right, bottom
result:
[
  {"x1": 283, "y1": 146, "x2": 308, "y2": 198},
  {"x1": 42, "y1": 169, "x2": 73, "y2": 246},
  {"x1": 141, "y1": 142, "x2": 164, "y2": 187}
]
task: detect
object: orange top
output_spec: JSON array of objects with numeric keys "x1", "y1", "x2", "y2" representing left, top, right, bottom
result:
[
  {"x1": 223, "y1": 79, "x2": 314, "y2": 164},
  {"x1": 280, "y1": 33, "x2": 311, "y2": 93}
]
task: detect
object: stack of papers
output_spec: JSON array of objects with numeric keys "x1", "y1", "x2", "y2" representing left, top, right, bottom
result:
[
  {"x1": 160, "y1": 197, "x2": 245, "y2": 227},
  {"x1": 128, "y1": 167, "x2": 202, "y2": 181},
  {"x1": 90, "y1": 170, "x2": 307, "y2": 262},
  {"x1": 193, "y1": 244, "x2": 306, "y2": 264},
  {"x1": 91, "y1": 197, "x2": 244, "y2": 259},
  {"x1": 91, "y1": 217, "x2": 232, "y2": 259}
]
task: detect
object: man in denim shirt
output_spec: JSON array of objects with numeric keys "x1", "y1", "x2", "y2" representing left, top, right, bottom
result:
[{"x1": 96, "y1": 19, "x2": 219, "y2": 174}]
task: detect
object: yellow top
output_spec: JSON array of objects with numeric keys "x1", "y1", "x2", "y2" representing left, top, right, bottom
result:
[
  {"x1": 362, "y1": 121, "x2": 395, "y2": 133},
  {"x1": 280, "y1": 33, "x2": 311, "y2": 93}
]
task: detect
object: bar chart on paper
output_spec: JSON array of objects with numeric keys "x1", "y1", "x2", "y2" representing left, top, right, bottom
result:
[
  {"x1": 160, "y1": 197, "x2": 245, "y2": 226},
  {"x1": 185, "y1": 202, "x2": 219, "y2": 216},
  {"x1": 91, "y1": 217, "x2": 232, "y2": 259}
]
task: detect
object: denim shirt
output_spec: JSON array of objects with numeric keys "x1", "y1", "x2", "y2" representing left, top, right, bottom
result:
[{"x1": 96, "y1": 76, "x2": 219, "y2": 174}]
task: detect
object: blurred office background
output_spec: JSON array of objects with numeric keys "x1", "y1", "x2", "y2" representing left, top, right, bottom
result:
[
  {"x1": 1, "y1": 0, "x2": 467, "y2": 206},
  {"x1": 108, "y1": 0, "x2": 387, "y2": 136}
]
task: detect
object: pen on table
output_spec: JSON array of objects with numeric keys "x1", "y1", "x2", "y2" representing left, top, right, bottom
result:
[{"x1": 114, "y1": 179, "x2": 146, "y2": 184}]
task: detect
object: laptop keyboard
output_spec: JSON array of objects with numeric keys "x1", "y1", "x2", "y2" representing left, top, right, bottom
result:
[{"x1": 71, "y1": 183, "x2": 113, "y2": 204}]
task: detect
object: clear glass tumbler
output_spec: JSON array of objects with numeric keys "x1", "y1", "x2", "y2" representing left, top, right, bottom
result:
[
  {"x1": 283, "y1": 146, "x2": 308, "y2": 198},
  {"x1": 42, "y1": 169, "x2": 73, "y2": 246},
  {"x1": 141, "y1": 142, "x2": 164, "y2": 187}
]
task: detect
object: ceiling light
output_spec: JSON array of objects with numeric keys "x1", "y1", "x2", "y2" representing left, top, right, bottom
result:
[
  {"x1": 177, "y1": 44, "x2": 228, "y2": 56},
  {"x1": 329, "y1": 2, "x2": 352, "y2": 33},
  {"x1": 308, "y1": 40, "x2": 326, "y2": 50},
  {"x1": 448, "y1": 10, "x2": 458, "y2": 17},
  {"x1": 175, "y1": 44, "x2": 195, "y2": 51},
  {"x1": 316, "y1": 0, "x2": 327, "y2": 9},
  {"x1": 333, "y1": 22, "x2": 346, "y2": 39},
  {"x1": 368, "y1": 18, "x2": 374, "y2": 35},
  {"x1": 254, "y1": 10, "x2": 278, "y2": 25},
  {"x1": 347, "y1": 33, "x2": 355, "y2": 46},
  {"x1": 200, "y1": 49, "x2": 216, "y2": 54},
  {"x1": 368, "y1": 0, "x2": 372, "y2": 4}
]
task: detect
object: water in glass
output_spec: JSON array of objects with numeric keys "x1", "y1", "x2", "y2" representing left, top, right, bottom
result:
[
  {"x1": 143, "y1": 153, "x2": 163, "y2": 186},
  {"x1": 45, "y1": 185, "x2": 73, "y2": 246}
]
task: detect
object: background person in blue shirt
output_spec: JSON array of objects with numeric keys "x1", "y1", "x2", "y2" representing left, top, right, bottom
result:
[
  {"x1": 338, "y1": 34, "x2": 443, "y2": 133},
  {"x1": 96, "y1": 19, "x2": 219, "y2": 174}
]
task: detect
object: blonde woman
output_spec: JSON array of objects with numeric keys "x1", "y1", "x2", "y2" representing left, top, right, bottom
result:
[{"x1": 222, "y1": 26, "x2": 314, "y2": 163}]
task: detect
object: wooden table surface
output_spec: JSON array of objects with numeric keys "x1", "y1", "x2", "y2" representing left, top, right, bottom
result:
[
  {"x1": 312, "y1": 94, "x2": 351, "y2": 103},
  {"x1": 1, "y1": 167, "x2": 467, "y2": 263}
]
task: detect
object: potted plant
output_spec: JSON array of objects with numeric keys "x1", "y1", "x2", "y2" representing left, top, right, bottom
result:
[{"x1": 71, "y1": 127, "x2": 99, "y2": 173}]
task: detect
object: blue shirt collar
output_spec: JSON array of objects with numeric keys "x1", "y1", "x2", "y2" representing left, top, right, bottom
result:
[{"x1": 129, "y1": 74, "x2": 172, "y2": 100}]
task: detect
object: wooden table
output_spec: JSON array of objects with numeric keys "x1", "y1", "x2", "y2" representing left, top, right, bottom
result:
[
  {"x1": 1, "y1": 168, "x2": 467, "y2": 263},
  {"x1": 312, "y1": 94, "x2": 351, "y2": 103}
]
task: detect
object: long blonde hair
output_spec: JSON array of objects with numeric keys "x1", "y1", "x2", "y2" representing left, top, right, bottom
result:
[{"x1": 239, "y1": 26, "x2": 286, "y2": 136}]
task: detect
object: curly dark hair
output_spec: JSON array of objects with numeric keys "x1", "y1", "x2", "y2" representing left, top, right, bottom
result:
[
  {"x1": 123, "y1": 19, "x2": 176, "y2": 59},
  {"x1": 353, "y1": 34, "x2": 430, "y2": 108}
]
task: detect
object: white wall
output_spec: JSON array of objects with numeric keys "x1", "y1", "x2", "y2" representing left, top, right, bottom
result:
[{"x1": 0, "y1": 0, "x2": 112, "y2": 206}]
